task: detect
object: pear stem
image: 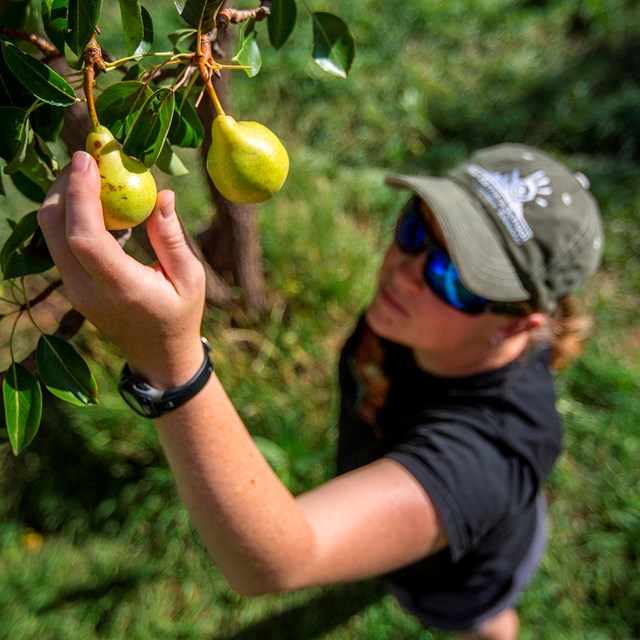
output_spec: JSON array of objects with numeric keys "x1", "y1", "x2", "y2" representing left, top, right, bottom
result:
[
  {"x1": 197, "y1": 33, "x2": 225, "y2": 118},
  {"x1": 83, "y1": 36, "x2": 107, "y2": 130}
]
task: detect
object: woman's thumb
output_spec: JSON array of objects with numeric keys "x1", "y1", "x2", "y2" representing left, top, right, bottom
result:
[{"x1": 146, "y1": 190, "x2": 204, "y2": 291}]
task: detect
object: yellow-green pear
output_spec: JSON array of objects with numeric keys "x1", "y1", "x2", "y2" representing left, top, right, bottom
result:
[
  {"x1": 206, "y1": 115, "x2": 289, "y2": 204},
  {"x1": 85, "y1": 125, "x2": 157, "y2": 231}
]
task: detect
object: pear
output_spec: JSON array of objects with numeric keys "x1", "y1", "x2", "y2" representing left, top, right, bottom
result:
[
  {"x1": 206, "y1": 115, "x2": 289, "y2": 204},
  {"x1": 85, "y1": 126, "x2": 157, "y2": 231}
]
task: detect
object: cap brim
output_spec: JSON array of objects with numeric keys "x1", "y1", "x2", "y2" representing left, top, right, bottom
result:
[{"x1": 385, "y1": 174, "x2": 529, "y2": 302}]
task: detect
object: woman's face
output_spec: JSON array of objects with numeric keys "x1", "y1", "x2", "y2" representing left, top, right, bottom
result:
[{"x1": 365, "y1": 198, "x2": 519, "y2": 369}]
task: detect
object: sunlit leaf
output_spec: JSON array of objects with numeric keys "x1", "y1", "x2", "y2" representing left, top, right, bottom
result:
[
  {"x1": 1, "y1": 41, "x2": 78, "y2": 106},
  {"x1": 311, "y1": 12, "x2": 355, "y2": 78},
  {"x1": 155, "y1": 142, "x2": 189, "y2": 176},
  {"x1": 118, "y1": 0, "x2": 153, "y2": 57},
  {"x1": 3, "y1": 363, "x2": 42, "y2": 456},
  {"x1": 268, "y1": 0, "x2": 296, "y2": 50},
  {"x1": 234, "y1": 19, "x2": 261, "y2": 78},
  {"x1": 36, "y1": 335, "x2": 99, "y2": 406},
  {"x1": 135, "y1": 6, "x2": 154, "y2": 56},
  {"x1": 119, "y1": 0, "x2": 143, "y2": 56},
  {"x1": 122, "y1": 87, "x2": 175, "y2": 167},
  {"x1": 173, "y1": 0, "x2": 224, "y2": 34}
]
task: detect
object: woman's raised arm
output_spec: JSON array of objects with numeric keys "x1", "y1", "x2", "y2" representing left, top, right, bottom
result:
[{"x1": 37, "y1": 152, "x2": 446, "y2": 596}]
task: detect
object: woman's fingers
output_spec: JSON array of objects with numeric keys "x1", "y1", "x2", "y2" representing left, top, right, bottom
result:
[
  {"x1": 62, "y1": 151, "x2": 132, "y2": 282},
  {"x1": 37, "y1": 162, "x2": 93, "y2": 297},
  {"x1": 146, "y1": 190, "x2": 206, "y2": 297}
]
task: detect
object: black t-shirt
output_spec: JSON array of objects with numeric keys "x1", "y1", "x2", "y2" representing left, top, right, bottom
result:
[{"x1": 337, "y1": 316, "x2": 563, "y2": 609}]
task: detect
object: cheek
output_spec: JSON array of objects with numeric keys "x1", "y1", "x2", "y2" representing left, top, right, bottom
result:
[{"x1": 377, "y1": 244, "x2": 399, "y2": 280}]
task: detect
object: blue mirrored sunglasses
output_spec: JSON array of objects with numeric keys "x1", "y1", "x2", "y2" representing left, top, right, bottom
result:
[{"x1": 395, "y1": 198, "x2": 527, "y2": 316}]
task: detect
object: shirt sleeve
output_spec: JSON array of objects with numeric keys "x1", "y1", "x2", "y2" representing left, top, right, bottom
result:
[{"x1": 385, "y1": 410, "x2": 528, "y2": 563}]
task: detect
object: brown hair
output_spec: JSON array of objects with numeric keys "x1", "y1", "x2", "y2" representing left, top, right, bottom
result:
[
  {"x1": 538, "y1": 294, "x2": 594, "y2": 371},
  {"x1": 353, "y1": 294, "x2": 593, "y2": 424},
  {"x1": 353, "y1": 323, "x2": 389, "y2": 429}
]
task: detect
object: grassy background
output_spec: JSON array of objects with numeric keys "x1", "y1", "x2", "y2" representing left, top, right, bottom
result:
[{"x1": 1, "y1": 0, "x2": 640, "y2": 638}]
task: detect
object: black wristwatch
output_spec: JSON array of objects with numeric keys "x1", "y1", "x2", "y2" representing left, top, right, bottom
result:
[{"x1": 118, "y1": 337, "x2": 213, "y2": 418}]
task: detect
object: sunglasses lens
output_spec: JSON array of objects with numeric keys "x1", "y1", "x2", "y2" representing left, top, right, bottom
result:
[
  {"x1": 426, "y1": 252, "x2": 488, "y2": 314},
  {"x1": 394, "y1": 198, "x2": 491, "y2": 315},
  {"x1": 396, "y1": 201, "x2": 427, "y2": 253}
]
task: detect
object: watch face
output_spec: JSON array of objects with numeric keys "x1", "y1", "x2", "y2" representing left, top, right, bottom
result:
[
  {"x1": 118, "y1": 337, "x2": 213, "y2": 418},
  {"x1": 119, "y1": 384, "x2": 158, "y2": 417}
]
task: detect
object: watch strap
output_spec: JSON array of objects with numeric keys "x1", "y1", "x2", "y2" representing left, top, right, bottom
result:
[{"x1": 118, "y1": 337, "x2": 213, "y2": 418}]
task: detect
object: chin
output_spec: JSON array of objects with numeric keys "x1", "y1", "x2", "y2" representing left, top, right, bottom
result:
[{"x1": 365, "y1": 306, "x2": 406, "y2": 345}]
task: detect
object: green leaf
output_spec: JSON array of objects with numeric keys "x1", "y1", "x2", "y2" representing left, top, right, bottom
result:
[
  {"x1": 155, "y1": 142, "x2": 189, "y2": 176},
  {"x1": 1, "y1": 210, "x2": 54, "y2": 279},
  {"x1": 0, "y1": 0, "x2": 32, "y2": 28},
  {"x1": 1, "y1": 41, "x2": 78, "y2": 106},
  {"x1": 10, "y1": 170, "x2": 48, "y2": 202},
  {"x1": 40, "y1": 0, "x2": 69, "y2": 53},
  {"x1": 119, "y1": 0, "x2": 143, "y2": 56},
  {"x1": 268, "y1": 0, "x2": 296, "y2": 50},
  {"x1": 3, "y1": 363, "x2": 42, "y2": 456},
  {"x1": 311, "y1": 12, "x2": 355, "y2": 78},
  {"x1": 135, "y1": 6, "x2": 154, "y2": 56},
  {"x1": 118, "y1": 0, "x2": 153, "y2": 57},
  {"x1": 66, "y1": 0, "x2": 103, "y2": 59},
  {"x1": 168, "y1": 88, "x2": 204, "y2": 148},
  {"x1": 122, "y1": 87, "x2": 175, "y2": 167},
  {"x1": 5, "y1": 140, "x2": 56, "y2": 195},
  {"x1": 0, "y1": 106, "x2": 29, "y2": 163},
  {"x1": 31, "y1": 103, "x2": 65, "y2": 141},
  {"x1": 36, "y1": 334, "x2": 99, "y2": 406},
  {"x1": 173, "y1": 0, "x2": 224, "y2": 34},
  {"x1": 234, "y1": 19, "x2": 261, "y2": 78},
  {"x1": 167, "y1": 28, "x2": 197, "y2": 54},
  {"x1": 95, "y1": 81, "x2": 153, "y2": 139}
]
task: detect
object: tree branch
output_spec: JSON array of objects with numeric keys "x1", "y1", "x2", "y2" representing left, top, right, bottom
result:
[
  {"x1": 0, "y1": 26, "x2": 59, "y2": 57},
  {"x1": 216, "y1": 1, "x2": 271, "y2": 29}
]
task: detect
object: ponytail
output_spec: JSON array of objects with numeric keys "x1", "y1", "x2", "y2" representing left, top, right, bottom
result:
[{"x1": 543, "y1": 295, "x2": 594, "y2": 371}]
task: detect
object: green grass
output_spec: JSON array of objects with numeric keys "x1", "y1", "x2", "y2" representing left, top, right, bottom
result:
[{"x1": 2, "y1": 0, "x2": 640, "y2": 637}]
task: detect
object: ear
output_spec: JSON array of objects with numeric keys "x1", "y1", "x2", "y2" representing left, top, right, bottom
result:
[{"x1": 498, "y1": 313, "x2": 547, "y2": 340}]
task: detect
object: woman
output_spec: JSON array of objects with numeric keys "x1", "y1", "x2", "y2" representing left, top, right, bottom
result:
[{"x1": 38, "y1": 143, "x2": 603, "y2": 639}]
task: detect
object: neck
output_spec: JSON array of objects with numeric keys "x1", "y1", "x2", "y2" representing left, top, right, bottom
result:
[{"x1": 412, "y1": 333, "x2": 531, "y2": 377}]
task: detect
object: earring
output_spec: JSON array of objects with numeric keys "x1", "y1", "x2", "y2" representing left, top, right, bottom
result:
[{"x1": 489, "y1": 335, "x2": 502, "y2": 348}]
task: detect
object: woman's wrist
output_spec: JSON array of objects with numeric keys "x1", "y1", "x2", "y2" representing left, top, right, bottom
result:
[
  {"x1": 124, "y1": 335, "x2": 210, "y2": 390},
  {"x1": 119, "y1": 337, "x2": 213, "y2": 418}
]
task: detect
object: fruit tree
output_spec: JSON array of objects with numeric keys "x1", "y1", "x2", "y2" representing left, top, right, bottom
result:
[{"x1": 0, "y1": 0, "x2": 355, "y2": 454}]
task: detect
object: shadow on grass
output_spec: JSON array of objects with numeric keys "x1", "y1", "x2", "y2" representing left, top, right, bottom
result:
[{"x1": 214, "y1": 581, "x2": 386, "y2": 640}]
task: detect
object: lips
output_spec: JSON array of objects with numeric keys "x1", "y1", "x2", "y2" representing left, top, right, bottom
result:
[{"x1": 379, "y1": 285, "x2": 409, "y2": 316}]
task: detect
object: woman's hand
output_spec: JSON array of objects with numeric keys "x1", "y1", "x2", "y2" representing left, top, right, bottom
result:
[{"x1": 37, "y1": 151, "x2": 207, "y2": 387}]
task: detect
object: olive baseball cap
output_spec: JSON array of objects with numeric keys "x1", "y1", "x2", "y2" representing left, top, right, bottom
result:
[{"x1": 386, "y1": 143, "x2": 604, "y2": 312}]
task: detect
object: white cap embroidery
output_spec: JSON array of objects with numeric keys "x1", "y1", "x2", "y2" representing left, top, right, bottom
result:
[{"x1": 467, "y1": 164, "x2": 554, "y2": 245}]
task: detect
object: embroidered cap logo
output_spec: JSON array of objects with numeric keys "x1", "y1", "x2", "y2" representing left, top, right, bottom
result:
[{"x1": 466, "y1": 164, "x2": 554, "y2": 246}]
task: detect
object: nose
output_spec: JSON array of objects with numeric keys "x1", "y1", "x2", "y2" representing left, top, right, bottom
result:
[{"x1": 394, "y1": 250, "x2": 426, "y2": 291}]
